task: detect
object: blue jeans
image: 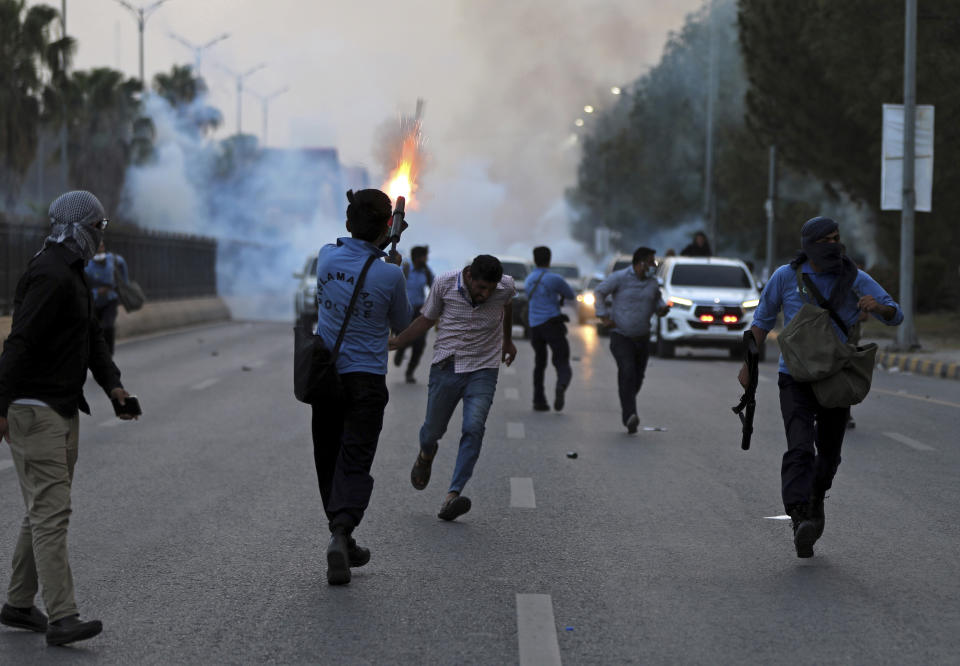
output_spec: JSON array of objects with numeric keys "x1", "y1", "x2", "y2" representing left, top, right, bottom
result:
[{"x1": 419, "y1": 358, "x2": 499, "y2": 494}]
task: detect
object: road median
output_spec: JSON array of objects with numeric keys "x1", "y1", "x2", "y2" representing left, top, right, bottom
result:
[{"x1": 1, "y1": 296, "x2": 231, "y2": 344}]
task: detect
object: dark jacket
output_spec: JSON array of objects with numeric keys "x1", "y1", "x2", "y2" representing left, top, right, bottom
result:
[{"x1": 0, "y1": 243, "x2": 122, "y2": 419}]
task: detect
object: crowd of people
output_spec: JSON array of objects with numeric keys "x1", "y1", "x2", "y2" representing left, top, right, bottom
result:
[{"x1": 0, "y1": 188, "x2": 903, "y2": 645}]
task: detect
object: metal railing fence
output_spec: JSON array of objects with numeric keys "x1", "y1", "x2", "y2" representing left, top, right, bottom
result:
[{"x1": 1, "y1": 223, "x2": 217, "y2": 315}]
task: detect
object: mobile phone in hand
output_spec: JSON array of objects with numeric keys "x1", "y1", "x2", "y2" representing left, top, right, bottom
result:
[{"x1": 112, "y1": 395, "x2": 142, "y2": 418}]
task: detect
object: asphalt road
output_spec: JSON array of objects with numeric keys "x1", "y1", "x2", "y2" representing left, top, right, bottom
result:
[{"x1": 1, "y1": 318, "x2": 958, "y2": 664}]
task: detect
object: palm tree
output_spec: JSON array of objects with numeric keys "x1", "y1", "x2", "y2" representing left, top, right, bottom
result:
[
  {"x1": 0, "y1": 0, "x2": 73, "y2": 210},
  {"x1": 153, "y1": 64, "x2": 222, "y2": 136}
]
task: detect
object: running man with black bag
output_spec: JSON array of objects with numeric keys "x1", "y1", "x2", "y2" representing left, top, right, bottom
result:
[
  {"x1": 738, "y1": 216, "x2": 902, "y2": 558},
  {"x1": 309, "y1": 189, "x2": 410, "y2": 585},
  {"x1": 525, "y1": 246, "x2": 576, "y2": 412}
]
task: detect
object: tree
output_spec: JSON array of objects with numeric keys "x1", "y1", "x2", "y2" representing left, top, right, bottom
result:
[
  {"x1": 44, "y1": 67, "x2": 142, "y2": 216},
  {"x1": 738, "y1": 0, "x2": 960, "y2": 308},
  {"x1": 153, "y1": 64, "x2": 222, "y2": 137},
  {"x1": 0, "y1": 0, "x2": 73, "y2": 209}
]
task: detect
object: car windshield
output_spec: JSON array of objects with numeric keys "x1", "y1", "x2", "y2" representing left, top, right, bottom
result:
[
  {"x1": 612, "y1": 260, "x2": 631, "y2": 273},
  {"x1": 552, "y1": 265, "x2": 580, "y2": 279},
  {"x1": 500, "y1": 261, "x2": 529, "y2": 280},
  {"x1": 669, "y1": 264, "x2": 752, "y2": 288}
]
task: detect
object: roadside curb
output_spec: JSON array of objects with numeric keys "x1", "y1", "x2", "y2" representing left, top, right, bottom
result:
[{"x1": 874, "y1": 350, "x2": 960, "y2": 381}]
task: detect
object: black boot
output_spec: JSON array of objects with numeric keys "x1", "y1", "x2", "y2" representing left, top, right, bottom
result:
[
  {"x1": 788, "y1": 503, "x2": 817, "y2": 558},
  {"x1": 327, "y1": 529, "x2": 351, "y2": 586},
  {"x1": 810, "y1": 493, "x2": 826, "y2": 541},
  {"x1": 554, "y1": 384, "x2": 567, "y2": 411},
  {"x1": 347, "y1": 537, "x2": 371, "y2": 568}
]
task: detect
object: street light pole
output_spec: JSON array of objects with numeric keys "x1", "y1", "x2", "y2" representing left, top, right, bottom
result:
[
  {"x1": 217, "y1": 63, "x2": 267, "y2": 136},
  {"x1": 764, "y1": 145, "x2": 777, "y2": 282},
  {"x1": 114, "y1": 0, "x2": 173, "y2": 85},
  {"x1": 168, "y1": 31, "x2": 230, "y2": 76},
  {"x1": 252, "y1": 86, "x2": 289, "y2": 147},
  {"x1": 897, "y1": 0, "x2": 919, "y2": 350},
  {"x1": 703, "y1": 0, "x2": 718, "y2": 244},
  {"x1": 59, "y1": 0, "x2": 68, "y2": 191}
]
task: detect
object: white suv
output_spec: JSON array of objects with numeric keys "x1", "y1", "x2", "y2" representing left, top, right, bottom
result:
[{"x1": 652, "y1": 256, "x2": 764, "y2": 360}]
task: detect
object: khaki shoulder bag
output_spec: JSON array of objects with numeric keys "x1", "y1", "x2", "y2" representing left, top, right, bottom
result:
[{"x1": 777, "y1": 268, "x2": 877, "y2": 408}]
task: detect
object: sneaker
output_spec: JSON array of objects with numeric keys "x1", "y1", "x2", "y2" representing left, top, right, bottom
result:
[
  {"x1": 46, "y1": 615, "x2": 102, "y2": 646},
  {"x1": 326, "y1": 532, "x2": 351, "y2": 585},
  {"x1": 437, "y1": 495, "x2": 472, "y2": 521},
  {"x1": 533, "y1": 402, "x2": 550, "y2": 412},
  {"x1": 1, "y1": 604, "x2": 48, "y2": 633},
  {"x1": 788, "y1": 504, "x2": 817, "y2": 558},
  {"x1": 554, "y1": 384, "x2": 567, "y2": 411},
  {"x1": 626, "y1": 414, "x2": 639, "y2": 434}
]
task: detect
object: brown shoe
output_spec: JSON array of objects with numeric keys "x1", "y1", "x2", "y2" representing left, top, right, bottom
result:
[
  {"x1": 410, "y1": 451, "x2": 433, "y2": 490},
  {"x1": 437, "y1": 495, "x2": 472, "y2": 521}
]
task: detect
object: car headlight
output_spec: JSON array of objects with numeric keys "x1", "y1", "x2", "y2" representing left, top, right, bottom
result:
[
  {"x1": 582, "y1": 292, "x2": 596, "y2": 306},
  {"x1": 741, "y1": 298, "x2": 760, "y2": 309},
  {"x1": 668, "y1": 296, "x2": 693, "y2": 308}
]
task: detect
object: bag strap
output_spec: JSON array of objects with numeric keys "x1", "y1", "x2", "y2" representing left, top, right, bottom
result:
[
  {"x1": 795, "y1": 267, "x2": 849, "y2": 338},
  {"x1": 330, "y1": 253, "x2": 379, "y2": 361},
  {"x1": 527, "y1": 269, "x2": 547, "y2": 300}
]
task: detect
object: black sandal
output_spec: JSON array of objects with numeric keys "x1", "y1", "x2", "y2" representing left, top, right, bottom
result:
[{"x1": 410, "y1": 452, "x2": 433, "y2": 490}]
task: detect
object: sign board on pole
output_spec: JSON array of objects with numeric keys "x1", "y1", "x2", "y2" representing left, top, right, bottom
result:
[{"x1": 881, "y1": 104, "x2": 934, "y2": 211}]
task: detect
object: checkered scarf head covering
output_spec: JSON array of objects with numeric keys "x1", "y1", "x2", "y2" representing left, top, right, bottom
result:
[{"x1": 43, "y1": 190, "x2": 106, "y2": 260}]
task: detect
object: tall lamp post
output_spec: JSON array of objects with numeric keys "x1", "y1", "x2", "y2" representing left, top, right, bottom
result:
[
  {"x1": 168, "y1": 31, "x2": 230, "y2": 77},
  {"x1": 113, "y1": 0, "x2": 173, "y2": 85},
  {"x1": 250, "y1": 86, "x2": 289, "y2": 147},
  {"x1": 217, "y1": 63, "x2": 267, "y2": 136},
  {"x1": 897, "y1": 0, "x2": 919, "y2": 350}
]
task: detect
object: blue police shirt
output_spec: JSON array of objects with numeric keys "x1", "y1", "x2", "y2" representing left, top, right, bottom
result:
[
  {"x1": 753, "y1": 262, "x2": 903, "y2": 375},
  {"x1": 84, "y1": 253, "x2": 128, "y2": 309},
  {"x1": 315, "y1": 237, "x2": 411, "y2": 375},
  {"x1": 405, "y1": 265, "x2": 432, "y2": 308},
  {"x1": 524, "y1": 268, "x2": 576, "y2": 328}
]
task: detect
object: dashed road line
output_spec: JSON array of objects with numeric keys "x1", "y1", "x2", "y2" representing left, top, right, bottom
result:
[
  {"x1": 507, "y1": 422, "x2": 525, "y2": 439},
  {"x1": 505, "y1": 387, "x2": 520, "y2": 400},
  {"x1": 873, "y1": 388, "x2": 960, "y2": 410},
  {"x1": 97, "y1": 419, "x2": 124, "y2": 428},
  {"x1": 764, "y1": 515, "x2": 791, "y2": 520},
  {"x1": 191, "y1": 378, "x2": 221, "y2": 391},
  {"x1": 517, "y1": 593, "x2": 562, "y2": 666},
  {"x1": 510, "y1": 477, "x2": 536, "y2": 508},
  {"x1": 882, "y1": 431, "x2": 936, "y2": 452}
]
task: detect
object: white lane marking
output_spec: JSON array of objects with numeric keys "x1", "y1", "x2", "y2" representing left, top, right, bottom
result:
[
  {"x1": 510, "y1": 477, "x2": 536, "y2": 508},
  {"x1": 873, "y1": 388, "x2": 960, "y2": 410},
  {"x1": 191, "y1": 378, "x2": 221, "y2": 391},
  {"x1": 758, "y1": 375, "x2": 772, "y2": 384},
  {"x1": 0, "y1": 460, "x2": 14, "y2": 473},
  {"x1": 505, "y1": 387, "x2": 520, "y2": 400},
  {"x1": 242, "y1": 360, "x2": 265, "y2": 369},
  {"x1": 517, "y1": 594, "x2": 562, "y2": 666},
  {"x1": 504, "y1": 366, "x2": 517, "y2": 376},
  {"x1": 882, "y1": 431, "x2": 936, "y2": 452},
  {"x1": 764, "y1": 515, "x2": 791, "y2": 520},
  {"x1": 97, "y1": 419, "x2": 123, "y2": 428},
  {"x1": 507, "y1": 422, "x2": 525, "y2": 439}
]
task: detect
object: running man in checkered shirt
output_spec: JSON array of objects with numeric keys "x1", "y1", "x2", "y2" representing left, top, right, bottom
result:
[{"x1": 389, "y1": 255, "x2": 518, "y2": 521}]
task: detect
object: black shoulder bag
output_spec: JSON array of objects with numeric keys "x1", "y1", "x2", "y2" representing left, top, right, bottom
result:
[{"x1": 294, "y1": 254, "x2": 377, "y2": 404}]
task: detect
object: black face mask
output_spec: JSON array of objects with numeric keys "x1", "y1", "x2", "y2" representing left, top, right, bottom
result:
[{"x1": 804, "y1": 241, "x2": 844, "y2": 273}]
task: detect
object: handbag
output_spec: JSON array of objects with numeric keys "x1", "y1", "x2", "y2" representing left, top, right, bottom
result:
[
  {"x1": 778, "y1": 268, "x2": 877, "y2": 408},
  {"x1": 113, "y1": 261, "x2": 146, "y2": 313},
  {"x1": 293, "y1": 254, "x2": 377, "y2": 404}
]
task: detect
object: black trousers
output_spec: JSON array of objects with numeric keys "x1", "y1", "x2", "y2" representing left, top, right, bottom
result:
[
  {"x1": 530, "y1": 317, "x2": 572, "y2": 405},
  {"x1": 609, "y1": 332, "x2": 650, "y2": 425},
  {"x1": 96, "y1": 302, "x2": 118, "y2": 355},
  {"x1": 394, "y1": 306, "x2": 426, "y2": 377},
  {"x1": 777, "y1": 373, "x2": 849, "y2": 511},
  {"x1": 311, "y1": 372, "x2": 389, "y2": 533}
]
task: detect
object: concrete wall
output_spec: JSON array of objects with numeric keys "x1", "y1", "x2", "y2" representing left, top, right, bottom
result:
[{"x1": 1, "y1": 297, "x2": 231, "y2": 344}]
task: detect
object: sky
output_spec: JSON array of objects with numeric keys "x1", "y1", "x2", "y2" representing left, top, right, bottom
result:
[{"x1": 34, "y1": 0, "x2": 706, "y2": 272}]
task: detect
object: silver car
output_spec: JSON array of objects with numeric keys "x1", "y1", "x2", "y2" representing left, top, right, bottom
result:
[{"x1": 293, "y1": 254, "x2": 318, "y2": 327}]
